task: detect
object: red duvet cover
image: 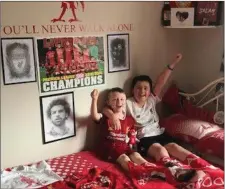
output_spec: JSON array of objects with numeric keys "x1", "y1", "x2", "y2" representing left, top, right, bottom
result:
[{"x1": 43, "y1": 151, "x2": 224, "y2": 189}]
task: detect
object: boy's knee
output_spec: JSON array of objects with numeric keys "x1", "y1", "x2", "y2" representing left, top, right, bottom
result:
[
  {"x1": 130, "y1": 152, "x2": 142, "y2": 159},
  {"x1": 149, "y1": 143, "x2": 163, "y2": 151},
  {"x1": 117, "y1": 154, "x2": 130, "y2": 163},
  {"x1": 147, "y1": 143, "x2": 164, "y2": 156},
  {"x1": 164, "y1": 142, "x2": 179, "y2": 151}
]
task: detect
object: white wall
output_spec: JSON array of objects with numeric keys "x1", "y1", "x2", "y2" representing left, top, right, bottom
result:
[
  {"x1": 1, "y1": 2, "x2": 223, "y2": 169},
  {"x1": 0, "y1": 1, "x2": 172, "y2": 169},
  {"x1": 180, "y1": 28, "x2": 224, "y2": 92}
]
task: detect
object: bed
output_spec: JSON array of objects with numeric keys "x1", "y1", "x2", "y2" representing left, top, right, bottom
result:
[
  {"x1": 1, "y1": 78, "x2": 224, "y2": 189},
  {"x1": 1, "y1": 151, "x2": 177, "y2": 189},
  {"x1": 1, "y1": 151, "x2": 224, "y2": 189},
  {"x1": 161, "y1": 77, "x2": 224, "y2": 168}
]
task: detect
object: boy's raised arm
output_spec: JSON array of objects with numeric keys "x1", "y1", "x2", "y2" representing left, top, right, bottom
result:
[
  {"x1": 153, "y1": 53, "x2": 182, "y2": 97},
  {"x1": 91, "y1": 89, "x2": 102, "y2": 122}
]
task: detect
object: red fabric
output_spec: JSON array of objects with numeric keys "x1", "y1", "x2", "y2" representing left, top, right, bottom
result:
[
  {"x1": 4, "y1": 151, "x2": 224, "y2": 189},
  {"x1": 169, "y1": 2, "x2": 195, "y2": 8},
  {"x1": 162, "y1": 84, "x2": 216, "y2": 124},
  {"x1": 64, "y1": 167, "x2": 132, "y2": 189},
  {"x1": 162, "y1": 84, "x2": 182, "y2": 113},
  {"x1": 128, "y1": 161, "x2": 175, "y2": 189},
  {"x1": 181, "y1": 154, "x2": 224, "y2": 189},
  {"x1": 46, "y1": 151, "x2": 113, "y2": 179},
  {"x1": 181, "y1": 100, "x2": 215, "y2": 125},
  {"x1": 195, "y1": 130, "x2": 224, "y2": 159},
  {"x1": 128, "y1": 154, "x2": 224, "y2": 189},
  {"x1": 160, "y1": 114, "x2": 221, "y2": 144},
  {"x1": 96, "y1": 116, "x2": 135, "y2": 162}
]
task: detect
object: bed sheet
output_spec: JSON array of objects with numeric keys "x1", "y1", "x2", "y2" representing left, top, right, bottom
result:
[
  {"x1": 2, "y1": 150, "x2": 224, "y2": 189},
  {"x1": 46, "y1": 151, "x2": 113, "y2": 178},
  {"x1": 45, "y1": 150, "x2": 224, "y2": 189},
  {"x1": 46, "y1": 151, "x2": 175, "y2": 189}
]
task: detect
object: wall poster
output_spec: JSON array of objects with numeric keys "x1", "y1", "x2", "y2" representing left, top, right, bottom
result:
[
  {"x1": 40, "y1": 92, "x2": 76, "y2": 144},
  {"x1": 1, "y1": 37, "x2": 36, "y2": 85},
  {"x1": 36, "y1": 36, "x2": 105, "y2": 94}
]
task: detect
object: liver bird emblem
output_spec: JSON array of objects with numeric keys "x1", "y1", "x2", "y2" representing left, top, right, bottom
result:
[{"x1": 51, "y1": 1, "x2": 85, "y2": 23}]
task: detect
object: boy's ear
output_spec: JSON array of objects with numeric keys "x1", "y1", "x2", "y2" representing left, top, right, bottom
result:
[{"x1": 106, "y1": 100, "x2": 110, "y2": 106}]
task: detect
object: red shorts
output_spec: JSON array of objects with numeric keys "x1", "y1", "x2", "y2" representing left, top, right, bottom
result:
[{"x1": 96, "y1": 141, "x2": 134, "y2": 162}]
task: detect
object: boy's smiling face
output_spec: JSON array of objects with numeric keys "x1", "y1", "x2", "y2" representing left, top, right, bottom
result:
[
  {"x1": 107, "y1": 92, "x2": 126, "y2": 113},
  {"x1": 133, "y1": 81, "x2": 151, "y2": 104}
]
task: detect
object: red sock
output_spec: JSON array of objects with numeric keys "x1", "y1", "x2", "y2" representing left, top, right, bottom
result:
[
  {"x1": 127, "y1": 161, "x2": 145, "y2": 179},
  {"x1": 182, "y1": 153, "x2": 210, "y2": 168},
  {"x1": 140, "y1": 162, "x2": 157, "y2": 167}
]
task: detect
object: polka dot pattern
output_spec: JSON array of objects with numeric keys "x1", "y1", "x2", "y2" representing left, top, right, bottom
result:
[{"x1": 46, "y1": 151, "x2": 113, "y2": 178}]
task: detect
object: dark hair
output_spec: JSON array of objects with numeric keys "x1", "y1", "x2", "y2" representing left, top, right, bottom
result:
[
  {"x1": 176, "y1": 11, "x2": 181, "y2": 17},
  {"x1": 6, "y1": 42, "x2": 29, "y2": 57},
  {"x1": 107, "y1": 87, "x2": 125, "y2": 99},
  {"x1": 46, "y1": 98, "x2": 71, "y2": 119},
  {"x1": 131, "y1": 75, "x2": 153, "y2": 93}
]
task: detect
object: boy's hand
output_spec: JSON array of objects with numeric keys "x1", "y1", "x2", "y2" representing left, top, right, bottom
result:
[
  {"x1": 174, "y1": 53, "x2": 182, "y2": 64},
  {"x1": 169, "y1": 53, "x2": 182, "y2": 69},
  {"x1": 91, "y1": 89, "x2": 99, "y2": 100},
  {"x1": 109, "y1": 114, "x2": 121, "y2": 130}
]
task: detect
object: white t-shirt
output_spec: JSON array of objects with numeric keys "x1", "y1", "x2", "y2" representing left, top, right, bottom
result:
[
  {"x1": 1, "y1": 161, "x2": 63, "y2": 189},
  {"x1": 126, "y1": 95, "x2": 165, "y2": 139}
]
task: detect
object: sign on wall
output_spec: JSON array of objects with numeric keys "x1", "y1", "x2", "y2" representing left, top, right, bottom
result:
[
  {"x1": 36, "y1": 36, "x2": 105, "y2": 94},
  {"x1": 1, "y1": 1, "x2": 134, "y2": 36}
]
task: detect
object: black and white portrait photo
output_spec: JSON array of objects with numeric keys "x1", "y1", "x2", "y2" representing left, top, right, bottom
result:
[
  {"x1": 107, "y1": 33, "x2": 130, "y2": 73},
  {"x1": 1, "y1": 38, "x2": 36, "y2": 85},
  {"x1": 40, "y1": 92, "x2": 76, "y2": 144}
]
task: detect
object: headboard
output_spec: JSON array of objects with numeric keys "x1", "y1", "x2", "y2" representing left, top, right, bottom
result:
[{"x1": 178, "y1": 77, "x2": 224, "y2": 125}]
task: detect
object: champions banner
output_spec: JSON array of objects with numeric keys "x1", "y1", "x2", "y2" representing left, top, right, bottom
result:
[{"x1": 36, "y1": 36, "x2": 105, "y2": 94}]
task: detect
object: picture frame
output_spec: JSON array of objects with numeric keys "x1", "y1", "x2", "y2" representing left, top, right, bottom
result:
[
  {"x1": 1, "y1": 37, "x2": 37, "y2": 85},
  {"x1": 171, "y1": 8, "x2": 195, "y2": 27},
  {"x1": 36, "y1": 36, "x2": 105, "y2": 95},
  {"x1": 40, "y1": 92, "x2": 76, "y2": 144},
  {"x1": 194, "y1": 2, "x2": 223, "y2": 26},
  {"x1": 107, "y1": 33, "x2": 130, "y2": 73}
]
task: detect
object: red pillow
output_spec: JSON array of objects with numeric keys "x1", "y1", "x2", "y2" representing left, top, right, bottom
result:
[
  {"x1": 195, "y1": 129, "x2": 224, "y2": 159},
  {"x1": 162, "y1": 84, "x2": 216, "y2": 124},
  {"x1": 160, "y1": 114, "x2": 221, "y2": 144}
]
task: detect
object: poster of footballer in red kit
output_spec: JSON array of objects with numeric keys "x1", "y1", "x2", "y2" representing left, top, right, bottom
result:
[{"x1": 36, "y1": 36, "x2": 105, "y2": 94}]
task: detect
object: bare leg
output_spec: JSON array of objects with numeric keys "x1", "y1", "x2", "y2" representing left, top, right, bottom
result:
[
  {"x1": 147, "y1": 143, "x2": 170, "y2": 161},
  {"x1": 116, "y1": 154, "x2": 131, "y2": 171},
  {"x1": 164, "y1": 143, "x2": 192, "y2": 162},
  {"x1": 129, "y1": 152, "x2": 148, "y2": 165}
]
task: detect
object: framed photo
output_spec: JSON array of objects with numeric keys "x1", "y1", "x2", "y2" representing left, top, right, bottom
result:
[
  {"x1": 1, "y1": 38, "x2": 36, "y2": 85},
  {"x1": 171, "y1": 8, "x2": 194, "y2": 27},
  {"x1": 194, "y1": 2, "x2": 223, "y2": 26},
  {"x1": 107, "y1": 33, "x2": 130, "y2": 73},
  {"x1": 40, "y1": 92, "x2": 76, "y2": 144}
]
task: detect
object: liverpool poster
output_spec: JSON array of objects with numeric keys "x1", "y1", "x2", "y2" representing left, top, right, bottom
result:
[{"x1": 36, "y1": 36, "x2": 105, "y2": 94}]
